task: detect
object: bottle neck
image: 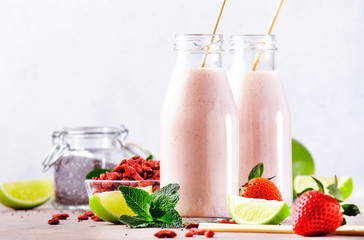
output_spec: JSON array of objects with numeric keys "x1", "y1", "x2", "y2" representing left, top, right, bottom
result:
[
  {"x1": 174, "y1": 34, "x2": 224, "y2": 69},
  {"x1": 230, "y1": 34, "x2": 277, "y2": 71},
  {"x1": 175, "y1": 52, "x2": 222, "y2": 68}
]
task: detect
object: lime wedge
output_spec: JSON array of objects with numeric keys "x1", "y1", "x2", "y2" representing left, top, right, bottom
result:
[
  {"x1": 292, "y1": 139, "x2": 315, "y2": 181},
  {"x1": 89, "y1": 185, "x2": 153, "y2": 224},
  {"x1": 0, "y1": 179, "x2": 52, "y2": 209},
  {"x1": 228, "y1": 195, "x2": 290, "y2": 225},
  {"x1": 294, "y1": 176, "x2": 353, "y2": 199}
]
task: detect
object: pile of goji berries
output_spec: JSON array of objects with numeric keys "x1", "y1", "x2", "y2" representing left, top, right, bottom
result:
[{"x1": 92, "y1": 156, "x2": 160, "y2": 193}]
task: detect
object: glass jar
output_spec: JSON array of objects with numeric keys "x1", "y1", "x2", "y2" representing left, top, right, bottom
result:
[
  {"x1": 160, "y1": 34, "x2": 239, "y2": 218},
  {"x1": 42, "y1": 125, "x2": 150, "y2": 210},
  {"x1": 229, "y1": 35, "x2": 292, "y2": 205}
]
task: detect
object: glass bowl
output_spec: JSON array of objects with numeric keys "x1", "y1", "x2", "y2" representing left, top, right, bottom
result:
[{"x1": 84, "y1": 180, "x2": 160, "y2": 198}]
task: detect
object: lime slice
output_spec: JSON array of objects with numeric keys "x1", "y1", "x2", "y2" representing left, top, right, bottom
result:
[
  {"x1": 0, "y1": 179, "x2": 52, "y2": 209},
  {"x1": 228, "y1": 195, "x2": 290, "y2": 225},
  {"x1": 294, "y1": 176, "x2": 353, "y2": 199},
  {"x1": 89, "y1": 185, "x2": 153, "y2": 224}
]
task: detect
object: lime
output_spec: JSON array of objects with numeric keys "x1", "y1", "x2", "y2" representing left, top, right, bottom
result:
[
  {"x1": 89, "y1": 185, "x2": 153, "y2": 224},
  {"x1": 292, "y1": 139, "x2": 315, "y2": 181},
  {"x1": 0, "y1": 178, "x2": 52, "y2": 209},
  {"x1": 294, "y1": 176, "x2": 353, "y2": 199},
  {"x1": 228, "y1": 195, "x2": 290, "y2": 225}
]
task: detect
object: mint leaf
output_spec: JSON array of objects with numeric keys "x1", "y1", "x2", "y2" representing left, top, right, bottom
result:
[
  {"x1": 296, "y1": 188, "x2": 314, "y2": 197},
  {"x1": 153, "y1": 183, "x2": 180, "y2": 209},
  {"x1": 311, "y1": 176, "x2": 325, "y2": 193},
  {"x1": 118, "y1": 185, "x2": 153, "y2": 221},
  {"x1": 341, "y1": 204, "x2": 361, "y2": 216},
  {"x1": 119, "y1": 215, "x2": 151, "y2": 228},
  {"x1": 155, "y1": 209, "x2": 182, "y2": 228},
  {"x1": 327, "y1": 176, "x2": 344, "y2": 202},
  {"x1": 145, "y1": 155, "x2": 154, "y2": 161},
  {"x1": 248, "y1": 163, "x2": 264, "y2": 181},
  {"x1": 85, "y1": 168, "x2": 111, "y2": 179},
  {"x1": 150, "y1": 194, "x2": 170, "y2": 219}
]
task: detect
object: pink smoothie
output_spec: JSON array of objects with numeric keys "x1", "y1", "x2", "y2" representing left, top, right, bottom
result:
[
  {"x1": 161, "y1": 67, "x2": 239, "y2": 217},
  {"x1": 230, "y1": 70, "x2": 292, "y2": 205}
]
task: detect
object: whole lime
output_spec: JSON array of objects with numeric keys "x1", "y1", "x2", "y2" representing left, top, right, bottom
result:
[{"x1": 292, "y1": 139, "x2": 314, "y2": 182}]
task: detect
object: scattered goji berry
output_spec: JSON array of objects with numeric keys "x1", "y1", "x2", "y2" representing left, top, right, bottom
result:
[
  {"x1": 154, "y1": 230, "x2": 177, "y2": 238},
  {"x1": 185, "y1": 223, "x2": 199, "y2": 229},
  {"x1": 218, "y1": 220, "x2": 237, "y2": 224},
  {"x1": 77, "y1": 214, "x2": 89, "y2": 221},
  {"x1": 204, "y1": 230, "x2": 214, "y2": 238},
  {"x1": 85, "y1": 211, "x2": 94, "y2": 216},
  {"x1": 185, "y1": 231, "x2": 194, "y2": 237},
  {"x1": 48, "y1": 218, "x2": 60, "y2": 225},
  {"x1": 51, "y1": 213, "x2": 69, "y2": 220},
  {"x1": 197, "y1": 229, "x2": 207, "y2": 235},
  {"x1": 189, "y1": 228, "x2": 199, "y2": 235},
  {"x1": 91, "y1": 215, "x2": 103, "y2": 221}
]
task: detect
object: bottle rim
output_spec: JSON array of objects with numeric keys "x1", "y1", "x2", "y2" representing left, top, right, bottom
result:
[
  {"x1": 174, "y1": 34, "x2": 224, "y2": 53},
  {"x1": 230, "y1": 34, "x2": 277, "y2": 52}
]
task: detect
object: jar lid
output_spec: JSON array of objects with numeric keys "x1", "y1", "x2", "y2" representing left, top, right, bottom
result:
[
  {"x1": 42, "y1": 125, "x2": 130, "y2": 172},
  {"x1": 53, "y1": 126, "x2": 127, "y2": 138}
]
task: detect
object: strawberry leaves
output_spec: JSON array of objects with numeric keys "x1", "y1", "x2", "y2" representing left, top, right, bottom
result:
[
  {"x1": 327, "y1": 176, "x2": 344, "y2": 202},
  {"x1": 248, "y1": 163, "x2": 264, "y2": 181},
  {"x1": 341, "y1": 204, "x2": 361, "y2": 216},
  {"x1": 311, "y1": 176, "x2": 325, "y2": 194}
]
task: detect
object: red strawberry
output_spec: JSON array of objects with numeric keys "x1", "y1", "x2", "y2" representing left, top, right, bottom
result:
[
  {"x1": 240, "y1": 177, "x2": 282, "y2": 201},
  {"x1": 239, "y1": 163, "x2": 282, "y2": 201},
  {"x1": 292, "y1": 190, "x2": 342, "y2": 236},
  {"x1": 292, "y1": 176, "x2": 360, "y2": 236}
]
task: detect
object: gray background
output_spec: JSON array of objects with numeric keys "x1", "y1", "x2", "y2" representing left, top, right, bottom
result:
[{"x1": 0, "y1": 0, "x2": 363, "y2": 197}]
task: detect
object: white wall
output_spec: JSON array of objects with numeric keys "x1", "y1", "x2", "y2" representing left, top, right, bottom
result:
[{"x1": 0, "y1": 0, "x2": 363, "y2": 196}]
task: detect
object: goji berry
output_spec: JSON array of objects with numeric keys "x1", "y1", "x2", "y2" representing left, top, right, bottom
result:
[
  {"x1": 189, "y1": 228, "x2": 199, "y2": 235},
  {"x1": 91, "y1": 215, "x2": 103, "y2": 221},
  {"x1": 52, "y1": 214, "x2": 69, "y2": 220},
  {"x1": 218, "y1": 220, "x2": 237, "y2": 224},
  {"x1": 100, "y1": 173, "x2": 106, "y2": 180},
  {"x1": 197, "y1": 229, "x2": 207, "y2": 235},
  {"x1": 185, "y1": 231, "x2": 194, "y2": 237},
  {"x1": 204, "y1": 230, "x2": 214, "y2": 238},
  {"x1": 185, "y1": 223, "x2": 199, "y2": 229},
  {"x1": 48, "y1": 218, "x2": 60, "y2": 225},
  {"x1": 77, "y1": 214, "x2": 88, "y2": 221},
  {"x1": 85, "y1": 211, "x2": 94, "y2": 217},
  {"x1": 154, "y1": 230, "x2": 177, "y2": 238}
]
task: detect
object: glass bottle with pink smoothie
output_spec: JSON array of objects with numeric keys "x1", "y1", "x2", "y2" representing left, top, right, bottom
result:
[
  {"x1": 160, "y1": 34, "x2": 239, "y2": 217},
  {"x1": 229, "y1": 35, "x2": 292, "y2": 205}
]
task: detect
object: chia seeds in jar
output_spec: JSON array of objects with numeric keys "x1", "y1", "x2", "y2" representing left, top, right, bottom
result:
[{"x1": 42, "y1": 126, "x2": 150, "y2": 210}]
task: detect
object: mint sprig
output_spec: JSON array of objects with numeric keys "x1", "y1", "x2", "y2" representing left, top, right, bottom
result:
[{"x1": 118, "y1": 183, "x2": 182, "y2": 228}]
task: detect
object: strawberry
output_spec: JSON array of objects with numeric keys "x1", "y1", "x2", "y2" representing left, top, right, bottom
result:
[
  {"x1": 239, "y1": 163, "x2": 282, "y2": 201},
  {"x1": 292, "y1": 190, "x2": 342, "y2": 236},
  {"x1": 292, "y1": 176, "x2": 360, "y2": 236}
]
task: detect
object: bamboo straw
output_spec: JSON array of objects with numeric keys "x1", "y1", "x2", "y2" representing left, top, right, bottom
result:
[
  {"x1": 251, "y1": 0, "x2": 284, "y2": 71},
  {"x1": 200, "y1": 0, "x2": 227, "y2": 68}
]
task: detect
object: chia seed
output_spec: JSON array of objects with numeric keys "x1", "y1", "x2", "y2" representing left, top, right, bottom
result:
[{"x1": 53, "y1": 155, "x2": 116, "y2": 206}]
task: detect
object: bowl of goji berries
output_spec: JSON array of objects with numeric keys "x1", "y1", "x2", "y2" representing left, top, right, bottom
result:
[{"x1": 84, "y1": 155, "x2": 160, "y2": 197}]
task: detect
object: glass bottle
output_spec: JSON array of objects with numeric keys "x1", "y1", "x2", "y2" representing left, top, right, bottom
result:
[
  {"x1": 160, "y1": 34, "x2": 239, "y2": 217},
  {"x1": 229, "y1": 35, "x2": 292, "y2": 205}
]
